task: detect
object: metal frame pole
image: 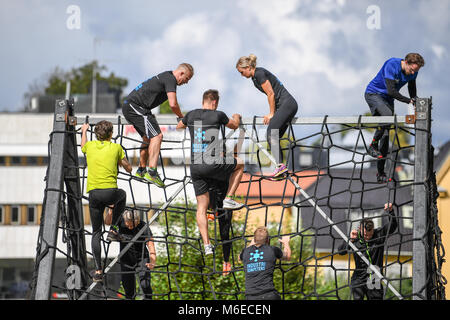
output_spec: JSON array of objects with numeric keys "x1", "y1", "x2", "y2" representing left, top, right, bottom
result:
[
  {"x1": 63, "y1": 99, "x2": 88, "y2": 298},
  {"x1": 412, "y1": 97, "x2": 432, "y2": 300},
  {"x1": 33, "y1": 100, "x2": 68, "y2": 299}
]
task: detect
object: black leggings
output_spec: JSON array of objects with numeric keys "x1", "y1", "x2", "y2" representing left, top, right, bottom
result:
[
  {"x1": 89, "y1": 188, "x2": 126, "y2": 270},
  {"x1": 267, "y1": 94, "x2": 298, "y2": 164},
  {"x1": 208, "y1": 178, "x2": 233, "y2": 262},
  {"x1": 120, "y1": 248, "x2": 152, "y2": 300},
  {"x1": 351, "y1": 281, "x2": 384, "y2": 300}
]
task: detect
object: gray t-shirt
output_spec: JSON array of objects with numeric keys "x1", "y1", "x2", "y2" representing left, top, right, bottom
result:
[
  {"x1": 252, "y1": 67, "x2": 288, "y2": 107},
  {"x1": 182, "y1": 108, "x2": 229, "y2": 165},
  {"x1": 240, "y1": 244, "x2": 283, "y2": 296},
  {"x1": 126, "y1": 71, "x2": 177, "y2": 110}
]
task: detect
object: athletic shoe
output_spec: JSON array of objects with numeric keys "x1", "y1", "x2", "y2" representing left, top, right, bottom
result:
[
  {"x1": 368, "y1": 144, "x2": 383, "y2": 159},
  {"x1": 144, "y1": 171, "x2": 165, "y2": 188},
  {"x1": 271, "y1": 163, "x2": 288, "y2": 178},
  {"x1": 106, "y1": 229, "x2": 123, "y2": 242},
  {"x1": 222, "y1": 262, "x2": 231, "y2": 276},
  {"x1": 376, "y1": 172, "x2": 391, "y2": 184},
  {"x1": 90, "y1": 270, "x2": 103, "y2": 283},
  {"x1": 222, "y1": 198, "x2": 245, "y2": 210},
  {"x1": 207, "y1": 212, "x2": 216, "y2": 221},
  {"x1": 204, "y1": 244, "x2": 214, "y2": 256},
  {"x1": 134, "y1": 168, "x2": 147, "y2": 179}
]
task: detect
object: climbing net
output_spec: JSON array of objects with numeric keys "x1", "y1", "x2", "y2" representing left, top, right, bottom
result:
[{"x1": 32, "y1": 103, "x2": 446, "y2": 300}]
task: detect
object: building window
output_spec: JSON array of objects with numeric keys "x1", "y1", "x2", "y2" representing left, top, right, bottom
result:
[
  {"x1": 11, "y1": 206, "x2": 20, "y2": 225},
  {"x1": 10, "y1": 157, "x2": 22, "y2": 166},
  {"x1": 401, "y1": 205, "x2": 413, "y2": 230},
  {"x1": 27, "y1": 206, "x2": 37, "y2": 225},
  {"x1": 0, "y1": 206, "x2": 3, "y2": 224}
]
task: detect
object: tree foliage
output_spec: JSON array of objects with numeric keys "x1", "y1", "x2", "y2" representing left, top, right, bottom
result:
[{"x1": 42, "y1": 60, "x2": 128, "y2": 96}]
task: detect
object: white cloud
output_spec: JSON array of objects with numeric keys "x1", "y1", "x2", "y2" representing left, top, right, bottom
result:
[{"x1": 431, "y1": 44, "x2": 447, "y2": 60}]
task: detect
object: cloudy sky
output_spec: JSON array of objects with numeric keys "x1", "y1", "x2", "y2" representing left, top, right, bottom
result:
[{"x1": 1, "y1": 0, "x2": 449, "y2": 145}]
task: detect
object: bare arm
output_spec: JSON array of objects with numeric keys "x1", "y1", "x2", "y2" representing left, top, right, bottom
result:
[
  {"x1": 260, "y1": 80, "x2": 276, "y2": 125},
  {"x1": 225, "y1": 114, "x2": 241, "y2": 130},
  {"x1": 167, "y1": 92, "x2": 184, "y2": 118},
  {"x1": 146, "y1": 238, "x2": 157, "y2": 270},
  {"x1": 176, "y1": 120, "x2": 187, "y2": 130},
  {"x1": 279, "y1": 236, "x2": 291, "y2": 261},
  {"x1": 81, "y1": 123, "x2": 89, "y2": 148},
  {"x1": 120, "y1": 157, "x2": 132, "y2": 173}
]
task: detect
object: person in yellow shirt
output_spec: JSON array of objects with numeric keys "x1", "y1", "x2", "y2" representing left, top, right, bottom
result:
[{"x1": 81, "y1": 120, "x2": 132, "y2": 283}]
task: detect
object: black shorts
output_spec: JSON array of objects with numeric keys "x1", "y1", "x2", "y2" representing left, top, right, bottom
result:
[
  {"x1": 122, "y1": 101, "x2": 161, "y2": 138},
  {"x1": 190, "y1": 158, "x2": 237, "y2": 196}
]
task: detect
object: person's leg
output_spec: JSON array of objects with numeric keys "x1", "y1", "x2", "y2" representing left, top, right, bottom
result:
[
  {"x1": 110, "y1": 189, "x2": 126, "y2": 227},
  {"x1": 139, "y1": 136, "x2": 150, "y2": 169},
  {"x1": 221, "y1": 159, "x2": 244, "y2": 210},
  {"x1": 367, "y1": 286, "x2": 384, "y2": 300},
  {"x1": 266, "y1": 96, "x2": 297, "y2": 166},
  {"x1": 226, "y1": 157, "x2": 244, "y2": 198},
  {"x1": 196, "y1": 192, "x2": 210, "y2": 246},
  {"x1": 218, "y1": 209, "x2": 233, "y2": 275},
  {"x1": 138, "y1": 265, "x2": 153, "y2": 300},
  {"x1": 147, "y1": 133, "x2": 163, "y2": 169},
  {"x1": 88, "y1": 190, "x2": 105, "y2": 273},
  {"x1": 350, "y1": 281, "x2": 367, "y2": 300},
  {"x1": 365, "y1": 93, "x2": 394, "y2": 160},
  {"x1": 122, "y1": 102, "x2": 150, "y2": 177},
  {"x1": 120, "y1": 251, "x2": 136, "y2": 299}
]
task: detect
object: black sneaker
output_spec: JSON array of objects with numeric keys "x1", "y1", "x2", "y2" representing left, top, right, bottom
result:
[
  {"x1": 106, "y1": 229, "x2": 123, "y2": 242},
  {"x1": 90, "y1": 270, "x2": 103, "y2": 283},
  {"x1": 368, "y1": 144, "x2": 383, "y2": 158},
  {"x1": 376, "y1": 172, "x2": 391, "y2": 184}
]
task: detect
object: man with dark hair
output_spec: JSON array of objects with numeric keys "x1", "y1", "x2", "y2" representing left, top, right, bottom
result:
[
  {"x1": 176, "y1": 89, "x2": 244, "y2": 255},
  {"x1": 240, "y1": 227, "x2": 291, "y2": 300},
  {"x1": 338, "y1": 203, "x2": 398, "y2": 300},
  {"x1": 122, "y1": 63, "x2": 194, "y2": 188},
  {"x1": 81, "y1": 121, "x2": 132, "y2": 282},
  {"x1": 365, "y1": 53, "x2": 425, "y2": 183}
]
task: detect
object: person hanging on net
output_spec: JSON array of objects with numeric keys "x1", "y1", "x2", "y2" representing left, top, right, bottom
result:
[
  {"x1": 236, "y1": 54, "x2": 298, "y2": 180},
  {"x1": 239, "y1": 226, "x2": 291, "y2": 300},
  {"x1": 208, "y1": 178, "x2": 234, "y2": 276},
  {"x1": 338, "y1": 203, "x2": 398, "y2": 300},
  {"x1": 176, "y1": 89, "x2": 245, "y2": 256},
  {"x1": 207, "y1": 127, "x2": 245, "y2": 275},
  {"x1": 81, "y1": 120, "x2": 132, "y2": 283},
  {"x1": 365, "y1": 53, "x2": 425, "y2": 183},
  {"x1": 106, "y1": 209, "x2": 156, "y2": 300},
  {"x1": 122, "y1": 63, "x2": 194, "y2": 188}
]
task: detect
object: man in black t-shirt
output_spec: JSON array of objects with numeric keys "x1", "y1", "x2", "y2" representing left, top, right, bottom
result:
[
  {"x1": 338, "y1": 203, "x2": 398, "y2": 300},
  {"x1": 122, "y1": 63, "x2": 194, "y2": 188},
  {"x1": 176, "y1": 89, "x2": 244, "y2": 256},
  {"x1": 117, "y1": 210, "x2": 157, "y2": 300},
  {"x1": 240, "y1": 226, "x2": 291, "y2": 300}
]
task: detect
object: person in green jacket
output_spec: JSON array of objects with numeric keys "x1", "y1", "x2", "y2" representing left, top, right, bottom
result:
[{"x1": 81, "y1": 120, "x2": 132, "y2": 282}]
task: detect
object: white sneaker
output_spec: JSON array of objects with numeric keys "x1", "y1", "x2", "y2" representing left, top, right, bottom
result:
[
  {"x1": 222, "y1": 198, "x2": 244, "y2": 210},
  {"x1": 204, "y1": 243, "x2": 214, "y2": 256}
]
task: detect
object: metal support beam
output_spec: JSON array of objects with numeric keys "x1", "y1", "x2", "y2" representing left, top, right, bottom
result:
[
  {"x1": 32, "y1": 100, "x2": 68, "y2": 299},
  {"x1": 63, "y1": 99, "x2": 88, "y2": 299},
  {"x1": 413, "y1": 97, "x2": 432, "y2": 300}
]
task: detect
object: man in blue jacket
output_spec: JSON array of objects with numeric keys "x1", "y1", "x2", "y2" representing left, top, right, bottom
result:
[{"x1": 365, "y1": 53, "x2": 425, "y2": 183}]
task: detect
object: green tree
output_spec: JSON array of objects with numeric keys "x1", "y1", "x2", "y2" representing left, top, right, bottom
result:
[
  {"x1": 44, "y1": 60, "x2": 128, "y2": 97},
  {"x1": 149, "y1": 200, "x2": 330, "y2": 300}
]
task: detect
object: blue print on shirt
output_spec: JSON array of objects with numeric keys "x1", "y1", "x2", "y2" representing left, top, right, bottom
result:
[
  {"x1": 246, "y1": 249, "x2": 266, "y2": 273},
  {"x1": 193, "y1": 128, "x2": 207, "y2": 153}
]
